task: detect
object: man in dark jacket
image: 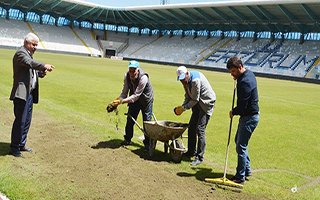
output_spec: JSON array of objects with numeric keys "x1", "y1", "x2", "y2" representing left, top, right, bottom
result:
[
  {"x1": 226, "y1": 56, "x2": 259, "y2": 184},
  {"x1": 10, "y1": 32, "x2": 54, "y2": 157},
  {"x1": 112, "y1": 60, "x2": 154, "y2": 150}
]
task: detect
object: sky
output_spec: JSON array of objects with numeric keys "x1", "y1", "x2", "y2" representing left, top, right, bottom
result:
[{"x1": 83, "y1": 0, "x2": 219, "y2": 7}]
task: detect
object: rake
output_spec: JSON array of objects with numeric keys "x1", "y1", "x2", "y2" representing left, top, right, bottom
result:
[{"x1": 205, "y1": 80, "x2": 243, "y2": 189}]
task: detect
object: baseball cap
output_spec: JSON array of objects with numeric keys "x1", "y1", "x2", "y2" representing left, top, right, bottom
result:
[
  {"x1": 176, "y1": 66, "x2": 187, "y2": 80},
  {"x1": 128, "y1": 60, "x2": 140, "y2": 68}
]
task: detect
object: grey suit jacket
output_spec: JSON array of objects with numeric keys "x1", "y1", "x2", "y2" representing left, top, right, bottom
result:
[{"x1": 10, "y1": 46, "x2": 46, "y2": 104}]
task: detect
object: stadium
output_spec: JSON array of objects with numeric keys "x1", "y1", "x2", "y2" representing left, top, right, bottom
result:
[{"x1": 0, "y1": 0, "x2": 319, "y2": 199}]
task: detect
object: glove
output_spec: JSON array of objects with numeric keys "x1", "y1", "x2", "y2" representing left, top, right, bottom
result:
[
  {"x1": 106, "y1": 98, "x2": 121, "y2": 113},
  {"x1": 106, "y1": 102, "x2": 118, "y2": 113},
  {"x1": 174, "y1": 106, "x2": 185, "y2": 116},
  {"x1": 112, "y1": 99, "x2": 121, "y2": 106}
]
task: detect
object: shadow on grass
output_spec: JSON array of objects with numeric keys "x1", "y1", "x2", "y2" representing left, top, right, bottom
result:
[
  {"x1": 0, "y1": 142, "x2": 10, "y2": 156},
  {"x1": 177, "y1": 167, "x2": 235, "y2": 182},
  {"x1": 131, "y1": 147, "x2": 173, "y2": 163},
  {"x1": 91, "y1": 139, "x2": 141, "y2": 149},
  {"x1": 91, "y1": 139, "x2": 178, "y2": 163}
]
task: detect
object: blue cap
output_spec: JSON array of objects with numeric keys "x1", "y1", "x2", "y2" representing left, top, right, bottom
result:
[{"x1": 128, "y1": 60, "x2": 140, "y2": 68}]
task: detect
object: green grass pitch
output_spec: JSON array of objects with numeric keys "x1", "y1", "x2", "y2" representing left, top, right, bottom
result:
[{"x1": 0, "y1": 48, "x2": 319, "y2": 199}]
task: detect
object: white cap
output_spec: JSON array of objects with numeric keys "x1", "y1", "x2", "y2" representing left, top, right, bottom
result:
[{"x1": 176, "y1": 66, "x2": 187, "y2": 80}]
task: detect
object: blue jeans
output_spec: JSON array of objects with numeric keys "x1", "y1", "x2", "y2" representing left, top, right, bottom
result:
[
  {"x1": 125, "y1": 100, "x2": 153, "y2": 147},
  {"x1": 235, "y1": 114, "x2": 259, "y2": 181},
  {"x1": 11, "y1": 95, "x2": 34, "y2": 153}
]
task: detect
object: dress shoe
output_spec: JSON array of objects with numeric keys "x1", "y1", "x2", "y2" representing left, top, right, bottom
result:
[
  {"x1": 9, "y1": 151, "x2": 22, "y2": 157},
  {"x1": 231, "y1": 176, "x2": 245, "y2": 184},
  {"x1": 190, "y1": 159, "x2": 203, "y2": 166},
  {"x1": 245, "y1": 173, "x2": 252, "y2": 181},
  {"x1": 20, "y1": 147, "x2": 32, "y2": 152}
]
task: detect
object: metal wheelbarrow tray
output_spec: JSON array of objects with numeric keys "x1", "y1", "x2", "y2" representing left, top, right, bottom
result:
[
  {"x1": 143, "y1": 121, "x2": 188, "y2": 142},
  {"x1": 127, "y1": 113, "x2": 188, "y2": 162},
  {"x1": 144, "y1": 120, "x2": 189, "y2": 162}
]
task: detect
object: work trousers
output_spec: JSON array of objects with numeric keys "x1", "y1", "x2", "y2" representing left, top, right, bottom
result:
[
  {"x1": 125, "y1": 100, "x2": 153, "y2": 147},
  {"x1": 188, "y1": 104, "x2": 211, "y2": 161}
]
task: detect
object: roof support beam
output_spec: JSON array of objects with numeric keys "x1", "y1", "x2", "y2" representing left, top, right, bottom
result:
[
  {"x1": 183, "y1": 9, "x2": 212, "y2": 30},
  {"x1": 171, "y1": 9, "x2": 199, "y2": 30},
  {"x1": 247, "y1": 6, "x2": 273, "y2": 32},
  {"x1": 116, "y1": 11, "x2": 139, "y2": 27},
  {"x1": 44, "y1": 1, "x2": 62, "y2": 14},
  {"x1": 278, "y1": 5, "x2": 295, "y2": 22},
  {"x1": 178, "y1": 8, "x2": 201, "y2": 22},
  {"x1": 92, "y1": 8, "x2": 104, "y2": 22},
  {"x1": 111, "y1": 9, "x2": 117, "y2": 24},
  {"x1": 60, "y1": 4, "x2": 78, "y2": 16},
  {"x1": 143, "y1": 10, "x2": 167, "y2": 21},
  {"x1": 256, "y1": 5, "x2": 281, "y2": 32},
  {"x1": 10, "y1": 0, "x2": 22, "y2": 7},
  {"x1": 193, "y1": 8, "x2": 212, "y2": 22},
  {"x1": 75, "y1": 7, "x2": 96, "y2": 20},
  {"x1": 26, "y1": 0, "x2": 44, "y2": 12},
  {"x1": 138, "y1": 10, "x2": 179, "y2": 30},
  {"x1": 209, "y1": 7, "x2": 229, "y2": 22},
  {"x1": 135, "y1": 10, "x2": 161, "y2": 24},
  {"x1": 103, "y1": 9, "x2": 110, "y2": 25},
  {"x1": 155, "y1": 9, "x2": 186, "y2": 29},
  {"x1": 228, "y1": 6, "x2": 254, "y2": 31},
  {"x1": 196, "y1": 9, "x2": 227, "y2": 31},
  {"x1": 210, "y1": 8, "x2": 237, "y2": 30},
  {"x1": 301, "y1": 4, "x2": 317, "y2": 21},
  {"x1": 278, "y1": 4, "x2": 303, "y2": 32},
  {"x1": 228, "y1": 6, "x2": 245, "y2": 21}
]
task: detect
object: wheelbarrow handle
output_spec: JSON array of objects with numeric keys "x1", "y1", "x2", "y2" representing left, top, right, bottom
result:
[
  {"x1": 152, "y1": 113, "x2": 158, "y2": 124},
  {"x1": 124, "y1": 113, "x2": 146, "y2": 135},
  {"x1": 171, "y1": 140, "x2": 187, "y2": 152}
]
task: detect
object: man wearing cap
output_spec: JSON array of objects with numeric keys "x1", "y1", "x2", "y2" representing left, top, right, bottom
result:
[
  {"x1": 112, "y1": 60, "x2": 154, "y2": 150},
  {"x1": 174, "y1": 66, "x2": 216, "y2": 166}
]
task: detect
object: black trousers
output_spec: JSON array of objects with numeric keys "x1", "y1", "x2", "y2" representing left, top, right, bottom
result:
[
  {"x1": 187, "y1": 104, "x2": 211, "y2": 161},
  {"x1": 125, "y1": 100, "x2": 153, "y2": 147},
  {"x1": 10, "y1": 95, "x2": 34, "y2": 153}
]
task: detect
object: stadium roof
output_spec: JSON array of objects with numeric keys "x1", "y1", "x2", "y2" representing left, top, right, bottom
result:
[{"x1": 1, "y1": 0, "x2": 320, "y2": 33}]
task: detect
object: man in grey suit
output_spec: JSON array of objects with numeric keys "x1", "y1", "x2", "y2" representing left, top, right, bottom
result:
[{"x1": 9, "y1": 32, "x2": 54, "y2": 157}]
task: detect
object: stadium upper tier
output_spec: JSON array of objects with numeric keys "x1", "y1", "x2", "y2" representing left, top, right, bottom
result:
[
  {"x1": 101, "y1": 30, "x2": 319, "y2": 79},
  {"x1": 0, "y1": 18, "x2": 102, "y2": 56},
  {"x1": 1, "y1": 0, "x2": 320, "y2": 34},
  {"x1": 0, "y1": 18, "x2": 319, "y2": 80}
]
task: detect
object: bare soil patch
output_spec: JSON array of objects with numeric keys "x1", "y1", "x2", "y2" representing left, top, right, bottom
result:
[{"x1": 1, "y1": 109, "x2": 269, "y2": 200}]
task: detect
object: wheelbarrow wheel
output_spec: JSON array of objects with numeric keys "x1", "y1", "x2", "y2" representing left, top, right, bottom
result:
[
  {"x1": 148, "y1": 139, "x2": 157, "y2": 157},
  {"x1": 169, "y1": 140, "x2": 184, "y2": 163}
]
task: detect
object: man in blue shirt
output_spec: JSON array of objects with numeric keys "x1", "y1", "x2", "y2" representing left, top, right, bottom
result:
[{"x1": 226, "y1": 57, "x2": 260, "y2": 184}]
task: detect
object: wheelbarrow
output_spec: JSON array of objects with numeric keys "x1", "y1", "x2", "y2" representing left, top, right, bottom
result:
[{"x1": 126, "y1": 113, "x2": 189, "y2": 163}]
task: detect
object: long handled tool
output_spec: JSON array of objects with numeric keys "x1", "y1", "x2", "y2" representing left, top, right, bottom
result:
[{"x1": 205, "y1": 80, "x2": 243, "y2": 189}]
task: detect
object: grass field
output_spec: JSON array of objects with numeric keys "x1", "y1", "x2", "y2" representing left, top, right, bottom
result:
[{"x1": 0, "y1": 48, "x2": 319, "y2": 200}]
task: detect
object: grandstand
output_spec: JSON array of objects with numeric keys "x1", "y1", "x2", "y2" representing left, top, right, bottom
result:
[{"x1": 0, "y1": 0, "x2": 320, "y2": 82}]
